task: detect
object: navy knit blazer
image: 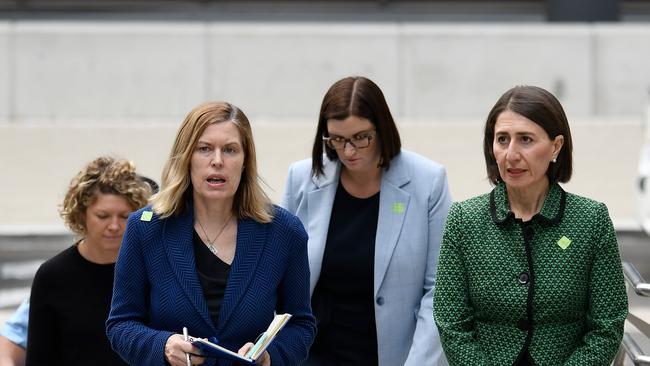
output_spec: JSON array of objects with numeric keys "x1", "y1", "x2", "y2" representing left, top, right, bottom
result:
[{"x1": 106, "y1": 204, "x2": 316, "y2": 366}]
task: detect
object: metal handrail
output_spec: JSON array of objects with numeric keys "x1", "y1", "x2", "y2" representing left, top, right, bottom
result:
[
  {"x1": 622, "y1": 333, "x2": 650, "y2": 365},
  {"x1": 623, "y1": 261, "x2": 650, "y2": 297},
  {"x1": 616, "y1": 261, "x2": 650, "y2": 365}
]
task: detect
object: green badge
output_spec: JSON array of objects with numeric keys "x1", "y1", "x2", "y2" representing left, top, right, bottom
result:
[
  {"x1": 557, "y1": 236, "x2": 572, "y2": 250},
  {"x1": 140, "y1": 211, "x2": 153, "y2": 222},
  {"x1": 392, "y1": 202, "x2": 405, "y2": 214}
]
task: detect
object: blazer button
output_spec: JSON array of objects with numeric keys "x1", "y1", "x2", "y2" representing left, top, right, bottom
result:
[
  {"x1": 518, "y1": 272, "x2": 530, "y2": 285},
  {"x1": 518, "y1": 318, "x2": 530, "y2": 331},
  {"x1": 376, "y1": 296, "x2": 385, "y2": 306}
]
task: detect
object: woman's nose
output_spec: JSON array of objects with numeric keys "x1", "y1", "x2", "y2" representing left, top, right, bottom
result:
[
  {"x1": 505, "y1": 143, "x2": 519, "y2": 161},
  {"x1": 343, "y1": 142, "x2": 357, "y2": 156},
  {"x1": 107, "y1": 218, "x2": 121, "y2": 231},
  {"x1": 211, "y1": 151, "x2": 223, "y2": 167}
]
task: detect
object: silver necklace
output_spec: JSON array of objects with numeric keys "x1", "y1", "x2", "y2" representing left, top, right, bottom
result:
[{"x1": 196, "y1": 215, "x2": 231, "y2": 256}]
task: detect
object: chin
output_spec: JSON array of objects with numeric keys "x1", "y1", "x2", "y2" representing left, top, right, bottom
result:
[{"x1": 503, "y1": 179, "x2": 531, "y2": 189}]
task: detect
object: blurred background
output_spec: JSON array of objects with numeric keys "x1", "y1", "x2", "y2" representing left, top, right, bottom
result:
[{"x1": 2, "y1": 0, "x2": 650, "y2": 362}]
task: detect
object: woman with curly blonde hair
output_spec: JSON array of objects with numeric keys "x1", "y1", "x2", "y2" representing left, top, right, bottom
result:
[{"x1": 26, "y1": 156, "x2": 154, "y2": 366}]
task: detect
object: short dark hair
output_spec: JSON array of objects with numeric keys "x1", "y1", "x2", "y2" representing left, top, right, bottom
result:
[
  {"x1": 311, "y1": 76, "x2": 401, "y2": 177},
  {"x1": 483, "y1": 85, "x2": 573, "y2": 185}
]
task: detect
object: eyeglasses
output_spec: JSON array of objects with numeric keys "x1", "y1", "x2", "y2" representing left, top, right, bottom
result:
[{"x1": 322, "y1": 130, "x2": 376, "y2": 150}]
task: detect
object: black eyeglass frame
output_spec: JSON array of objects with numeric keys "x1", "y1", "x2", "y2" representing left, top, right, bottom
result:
[{"x1": 322, "y1": 130, "x2": 377, "y2": 150}]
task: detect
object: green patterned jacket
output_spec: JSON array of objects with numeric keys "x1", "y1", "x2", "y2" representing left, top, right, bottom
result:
[{"x1": 434, "y1": 182, "x2": 627, "y2": 366}]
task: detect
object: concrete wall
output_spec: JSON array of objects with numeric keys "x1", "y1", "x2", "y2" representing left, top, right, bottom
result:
[
  {"x1": 0, "y1": 21, "x2": 649, "y2": 229},
  {"x1": 2, "y1": 22, "x2": 650, "y2": 123},
  {"x1": 0, "y1": 119, "x2": 642, "y2": 231}
]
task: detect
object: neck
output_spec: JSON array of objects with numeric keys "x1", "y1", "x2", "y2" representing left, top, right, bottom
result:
[
  {"x1": 506, "y1": 179, "x2": 550, "y2": 222},
  {"x1": 193, "y1": 195, "x2": 234, "y2": 223},
  {"x1": 340, "y1": 165, "x2": 382, "y2": 198},
  {"x1": 77, "y1": 239, "x2": 118, "y2": 265}
]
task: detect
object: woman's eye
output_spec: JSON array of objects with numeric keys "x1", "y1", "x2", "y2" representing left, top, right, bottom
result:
[
  {"x1": 496, "y1": 136, "x2": 508, "y2": 145},
  {"x1": 197, "y1": 146, "x2": 211, "y2": 153},
  {"x1": 521, "y1": 136, "x2": 533, "y2": 144},
  {"x1": 353, "y1": 133, "x2": 369, "y2": 141},
  {"x1": 223, "y1": 146, "x2": 238, "y2": 154}
]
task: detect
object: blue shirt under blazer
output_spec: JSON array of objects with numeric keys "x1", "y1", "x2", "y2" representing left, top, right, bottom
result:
[
  {"x1": 282, "y1": 150, "x2": 452, "y2": 366},
  {"x1": 106, "y1": 204, "x2": 316, "y2": 366}
]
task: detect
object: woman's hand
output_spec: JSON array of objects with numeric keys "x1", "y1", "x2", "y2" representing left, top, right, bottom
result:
[
  {"x1": 238, "y1": 342, "x2": 271, "y2": 366},
  {"x1": 165, "y1": 334, "x2": 205, "y2": 365}
]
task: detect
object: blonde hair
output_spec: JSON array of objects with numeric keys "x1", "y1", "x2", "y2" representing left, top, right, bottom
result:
[
  {"x1": 151, "y1": 101, "x2": 273, "y2": 223},
  {"x1": 59, "y1": 156, "x2": 151, "y2": 236}
]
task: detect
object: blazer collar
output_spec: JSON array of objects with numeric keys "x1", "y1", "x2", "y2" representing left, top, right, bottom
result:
[
  {"x1": 163, "y1": 199, "x2": 267, "y2": 335},
  {"x1": 311, "y1": 157, "x2": 340, "y2": 189},
  {"x1": 374, "y1": 152, "x2": 411, "y2": 294},
  {"x1": 218, "y1": 217, "x2": 267, "y2": 331},
  {"x1": 490, "y1": 181, "x2": 566, "y2": 225},
  {"x1": 162, "y1": 201, "x2": 216, "y2": 333},
  {"x1": 381, "y1": 152, "x2": 410, "y2": 188},
  {"x1": 307, "y1": 152, "x2": 411, "y2": 295}
]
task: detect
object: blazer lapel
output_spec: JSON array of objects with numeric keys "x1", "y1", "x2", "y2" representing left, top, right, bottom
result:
[
  {"x1": 162, "y1": 209, "x2": 215, "y2": 333},
  {"x1": 374, "y1": 158, "x2": 411, "y2": 296},
  {"x1": 218, "y1": 218, "x2": 266, "y2": 330},
  {"x1": 306, "y1": 160, "x2": 340, "y2": 294}
]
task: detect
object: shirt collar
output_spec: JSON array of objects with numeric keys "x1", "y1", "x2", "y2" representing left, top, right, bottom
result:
[{"x1": 489, "y1": 181, "x2": 566, "y2": 225}]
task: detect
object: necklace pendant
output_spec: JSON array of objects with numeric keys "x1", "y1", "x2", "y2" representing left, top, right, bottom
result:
[{"x1": 206, "y1": 242, "x2": 218, "y2": 256}]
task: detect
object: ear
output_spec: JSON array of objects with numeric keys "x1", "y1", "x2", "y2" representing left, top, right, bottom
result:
[{"x1": 552, "y1": 135, "x2": 564, "y2": 159}]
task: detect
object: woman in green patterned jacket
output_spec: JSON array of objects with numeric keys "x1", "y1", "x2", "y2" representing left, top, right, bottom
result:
[{"x1": 434, "y1": 85, "x2": 627, "y2": 366}]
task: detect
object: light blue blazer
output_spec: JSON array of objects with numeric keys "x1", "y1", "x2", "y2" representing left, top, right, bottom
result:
[{"x1": 282, "y1": 150, "x2": 451, "y2": 366}]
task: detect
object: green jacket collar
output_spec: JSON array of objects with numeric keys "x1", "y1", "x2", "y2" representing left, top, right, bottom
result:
[{"x1": 489, "y1": 181, "x2": 566, "y2": 225}]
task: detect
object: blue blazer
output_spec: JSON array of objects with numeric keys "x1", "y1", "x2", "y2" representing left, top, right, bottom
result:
[
  {"x1": 106, "y1": 204, "x2": 316, "y2": 366},
  {"x1": 282, "y1": 150, "x2": 452, "y2": 366}
]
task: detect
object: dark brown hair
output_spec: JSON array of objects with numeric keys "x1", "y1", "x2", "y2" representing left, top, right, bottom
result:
[
  {"x1": 311, "y1": 76, "x2": 401, "y2": 177},
  {"x1": 483, "y1": 85, "x2": 573, "y2": 185}
]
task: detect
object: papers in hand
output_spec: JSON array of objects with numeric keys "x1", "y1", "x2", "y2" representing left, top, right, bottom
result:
[{"x1": 190, "y1": 313, "x2": 292, "y2": 364}]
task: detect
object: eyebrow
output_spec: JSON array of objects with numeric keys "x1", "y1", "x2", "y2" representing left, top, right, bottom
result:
[
  {"x1": 494, "y1": 131, "x2": 536, "y2": 136},
  {"x1": 196, "y1": 140, "x2": 241, "y2": 146},
  {"x1": 328, "y1": 129, "x2": 373, "y2": 138}
]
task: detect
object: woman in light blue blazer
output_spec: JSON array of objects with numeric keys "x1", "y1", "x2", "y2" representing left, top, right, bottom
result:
[
  {"x1": 107, "y1": 101, "x2": 315, "y2": 366},
  {"x1": 282, "y1": 76, "x2": 451, "y2": 366}
]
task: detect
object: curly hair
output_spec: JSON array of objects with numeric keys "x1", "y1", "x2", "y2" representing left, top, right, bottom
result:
[{"x1": 59, "y1": 156, "x2": 152, "y2": 236}]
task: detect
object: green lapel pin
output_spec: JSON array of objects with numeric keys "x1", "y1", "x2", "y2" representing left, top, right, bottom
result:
[
  {"x1": 140, "y1": 211, "x2": 153, "y2": 222},
  {"x1": 392, "y1": 202, "x2": 405, "y2": 214},
  {"x1": 557, "y1": 236, "x2": 572, "y2": 250}
]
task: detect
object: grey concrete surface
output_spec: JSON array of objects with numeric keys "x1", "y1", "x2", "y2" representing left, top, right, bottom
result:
[
  {"x1": 0, "y1": 119, "x2": 643, "y2": 228},
  {"x1": 1, "y1": 22, "x2": 650, "y2": 124}
]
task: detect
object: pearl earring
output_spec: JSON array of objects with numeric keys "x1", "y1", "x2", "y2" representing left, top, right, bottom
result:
[{"x1": 552, "y1": 157, "x2": 557, "y2": 163}]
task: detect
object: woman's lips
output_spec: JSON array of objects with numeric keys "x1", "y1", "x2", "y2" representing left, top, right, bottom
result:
[
  {"x1": 507, "y1": 168, "x2": 526, "y2": 176},
  {"x1": 206, "y1": 174, "x2": 226, "y2": 186}
]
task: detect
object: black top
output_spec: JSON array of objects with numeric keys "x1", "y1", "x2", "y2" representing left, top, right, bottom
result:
[
  {"x1": 26, "y1": 244, "x2": 127, "y2": 366},
  {"x1": 193, "y1": 229, "x2": 231, "y2": 327},
  {"x1": 309, "y1": 182, "x2": 380, "y2": 365}
]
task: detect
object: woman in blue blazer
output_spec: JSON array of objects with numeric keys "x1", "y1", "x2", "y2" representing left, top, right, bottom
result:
[
  {"x1": 282, "y1": 76, "x2": 452, "y2": 366},
  {"x1": 107, "y1": 101, "x2": 316, "y2": 366}
]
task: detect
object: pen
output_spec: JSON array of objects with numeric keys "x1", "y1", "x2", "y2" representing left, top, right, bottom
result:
[{"x1": 183, "y1": 327, "x2": 191, "y2": 366}]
